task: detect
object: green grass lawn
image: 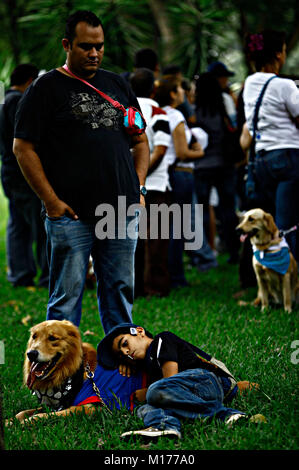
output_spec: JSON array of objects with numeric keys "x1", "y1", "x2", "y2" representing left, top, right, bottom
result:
[{"x1": 0, "y1": 185, "x2": 298, "y2": 451}]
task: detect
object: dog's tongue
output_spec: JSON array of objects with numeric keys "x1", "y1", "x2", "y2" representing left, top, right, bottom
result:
[
  {"x1": 240, "y1": 233, "x2": 248, "y2": 243},
  {"x1": 27, "y1": 362, "x2": 49, "y2": 389}
]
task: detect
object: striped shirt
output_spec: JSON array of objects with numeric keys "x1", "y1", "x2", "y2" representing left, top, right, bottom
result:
[{"x1": 137, "y1": 97, "x2": 171, "y2": 192}]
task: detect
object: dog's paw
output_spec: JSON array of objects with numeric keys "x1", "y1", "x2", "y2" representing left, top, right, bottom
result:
[
  {"x1": 252, "y1": 297, "x2": 261, "y2": 307},
  {"x1": 5, "y1": 418, "x2": 14, "y2": 427}
]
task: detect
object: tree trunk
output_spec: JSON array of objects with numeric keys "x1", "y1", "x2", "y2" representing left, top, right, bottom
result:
[
  {"x1": 148, "y1": 0, "x2": 174, "y2": 64},
  {"x1": 4, "y1": 0, "x2": 23, "y2": 64}
]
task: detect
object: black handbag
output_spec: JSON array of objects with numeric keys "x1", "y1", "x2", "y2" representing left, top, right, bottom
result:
[{"x1": 245, "y1": 75, "x2": 277, "y2": 202}]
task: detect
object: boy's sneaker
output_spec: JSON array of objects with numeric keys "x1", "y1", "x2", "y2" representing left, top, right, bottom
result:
[
  {"x1": 121, "y1": 426, "x2": 181, "y2": 441},
  {"x1": 226, "y1": 413, "x2": 267, "y2": 428}
]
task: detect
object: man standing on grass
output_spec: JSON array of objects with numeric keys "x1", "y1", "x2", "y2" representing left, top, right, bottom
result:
[
  {"x1": 13, "y1": 10, "x2": 150, "y2": 334},
  {"x1": 0, "y1": 64, "x2": 49, "y2": 289}
]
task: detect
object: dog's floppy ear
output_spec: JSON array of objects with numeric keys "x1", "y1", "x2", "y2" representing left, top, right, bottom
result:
[{"x1": 263, "y1": 212, "x2": 277, "y2": 235}]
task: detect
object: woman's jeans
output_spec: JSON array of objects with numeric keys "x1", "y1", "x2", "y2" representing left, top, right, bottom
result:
[
  {"x1": 44, "y1": 214, "x2": 138, "y2": 334},
  {"x1": 137, "y1": 369, "x2": 244, "y2": 433},
  {"x1": 255, "y1": 148, "x2": 299, "y2": 261}
]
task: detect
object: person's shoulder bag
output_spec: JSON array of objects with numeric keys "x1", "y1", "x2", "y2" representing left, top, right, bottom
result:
[
  {"x1": 245, "y1": 75, "x2": 277, "y2": 202},
  {"x1": 62, "y1": 64, "x2": 146, "y2": 136}
]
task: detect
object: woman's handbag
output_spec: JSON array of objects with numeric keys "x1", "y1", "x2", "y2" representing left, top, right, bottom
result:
[
  {"x1": 245, "y1": 75, "x2": 277, "y2": 202},
  {"x1": 62, "y1": 64, "x2": 146, "y2": 136}
]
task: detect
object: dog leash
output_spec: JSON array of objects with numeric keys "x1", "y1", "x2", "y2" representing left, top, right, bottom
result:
[
  {"x1": 85, "y1": 363, "x2": 113, "y2": 415},
  {"x1": 279, "y1": 223, "x2": 299, "y2": 239}
]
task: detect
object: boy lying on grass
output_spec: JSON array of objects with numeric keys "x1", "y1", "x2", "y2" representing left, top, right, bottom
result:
[{"x1": 97, "y1": 323, "x2": 267, "y2": 440}]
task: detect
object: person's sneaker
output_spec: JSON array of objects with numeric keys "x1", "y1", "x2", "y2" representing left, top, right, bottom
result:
[
  {"x1": 121, "y1": 426, "x2": 181, "y2": 441},
  {"x1": 225, "y1": 413, "x2": 247, "y2": 428},
  {"x1": 226, "y1": 413, "x2": 267, "y2": 428}
]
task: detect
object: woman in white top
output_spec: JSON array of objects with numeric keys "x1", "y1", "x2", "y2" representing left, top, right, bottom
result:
[
  {"x1": 243, "y1": 30, "x2": 299, "y2": 260},
  {"x1": 154, "y1": 76, "x2": 204, "y2": 288}
]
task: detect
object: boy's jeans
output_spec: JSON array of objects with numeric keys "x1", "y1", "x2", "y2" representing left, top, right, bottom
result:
[
  {"x1": 137, "y1": 369, "x2": 244, "y2": 433},
  {"x1": 44, "y1": 214, "x2": 138, "y2": 333}
]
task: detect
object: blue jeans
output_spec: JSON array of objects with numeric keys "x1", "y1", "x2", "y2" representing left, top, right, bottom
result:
[
  {"x1": 255, "y1": 148, "x2": 299, "y2": 261},
  {"x1": 44, "y1": 214, "x2": 138, "y2": 333},
  {"x1": 137, "y1": 369, "x2": 244, "y2": 433},
  {"x1": 189, "y1": 191, "x2": 217, "y2": 265},
  {"x1": 2, "y1": 178, "x2": 49, "y2": 287},
  {"x1": 194, "y1": 166, "x2": 239, "y2": 260},
  {"x1": 168, "y1": 169, "x2": 194, "y2": 287}
]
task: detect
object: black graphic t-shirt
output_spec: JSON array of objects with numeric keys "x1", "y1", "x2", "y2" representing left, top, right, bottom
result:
[{"x1": 14, "y1": 69, "x2": 141, "y2": 218}]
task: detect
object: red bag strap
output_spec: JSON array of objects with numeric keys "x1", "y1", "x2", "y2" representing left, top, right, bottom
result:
[{"x1": 62, "y1": 64, "x2": 126, "y2": 115}]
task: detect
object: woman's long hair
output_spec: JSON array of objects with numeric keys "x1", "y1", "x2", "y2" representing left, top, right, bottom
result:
[{"x1": 194, "y1": 72, "x2": 226, "y2": 118}]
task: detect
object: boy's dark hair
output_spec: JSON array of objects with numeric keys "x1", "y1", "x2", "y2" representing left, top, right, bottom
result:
[
  {"x1": 65, "y1": 10, "x2": 103, "y2": 45},
  {"x1": 245, "y1": 30, "x2": 286, "y2": 71},
  {"x1": 97, "y1": 323, "x2": 153, "y2": 369},
  {"x1": 134, "y1": 48, "x2": 158, "y2": 71},
  {"x1": 154, "y1": 75, "x2": 181, "y2": 107},
  {"x1": 10, "y1": 64, "x2": 39, "y2": 86},
  {"x1": 130, "y1": 68, "x2": 155, "y2": 98}
]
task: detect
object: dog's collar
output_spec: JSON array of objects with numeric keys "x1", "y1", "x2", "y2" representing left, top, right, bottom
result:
[
  {"x1": 32, "y1": 362, "x2": 84, "y2": 411},
  {"x1": 252, "y1": 237, "x2": 289, "y2": 258}
]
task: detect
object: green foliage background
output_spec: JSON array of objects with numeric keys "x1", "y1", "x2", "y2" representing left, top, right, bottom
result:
[{"x1": 0, "y1": 0, "x2": 299, "y2": 86}]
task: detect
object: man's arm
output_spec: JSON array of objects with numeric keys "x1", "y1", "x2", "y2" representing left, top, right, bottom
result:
[
  {"x1": 130, "y1": 132, "x2": 150, "y2": 206},
  {"x1": 13, "y1": 138, "x2": 78, "y2": 219}
]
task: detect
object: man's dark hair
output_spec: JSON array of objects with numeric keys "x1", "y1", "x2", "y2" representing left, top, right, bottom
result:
[
  {"x1": 130, "y1": 68, "x2": 155, "y2": 98},
  {"x1": 10, "y1": 64, "x2": 39, "y2": 86},
  {"x1": 134, "y1": 48, "x2": 158, "y2": 71},
  {"x1": 65, "y1": 10, "x2": 103, "y2": 45},
  {"x1": 162, "y1": 64, "x2": 182, "y2": 76}
]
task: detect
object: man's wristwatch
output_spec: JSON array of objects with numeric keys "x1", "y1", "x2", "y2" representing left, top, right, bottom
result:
[{"x1": 140, "y1": 185, "x2": 147, "y2": 196}]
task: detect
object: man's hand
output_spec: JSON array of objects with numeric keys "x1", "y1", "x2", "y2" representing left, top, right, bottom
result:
[{"x1": 45, "y1": 197, "x2": 78, "y2": 219}]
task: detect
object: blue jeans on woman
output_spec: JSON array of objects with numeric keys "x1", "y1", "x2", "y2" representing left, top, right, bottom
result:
[
  {"x1": 137, "y1": 369, "x2": 244, "y2": 434},
  {"x1": 255, "y1": 148, "x2": 299, "y2": 261},
  {"x1": 44, "y1": 214, "x2": 138, "y2": 333}
]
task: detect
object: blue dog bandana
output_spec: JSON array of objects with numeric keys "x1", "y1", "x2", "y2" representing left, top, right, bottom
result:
[{"x1": 253, "y1": 246, "x2": 290, "y2": 275}]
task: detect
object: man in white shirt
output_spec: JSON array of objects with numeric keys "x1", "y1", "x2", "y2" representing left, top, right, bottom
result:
[{"x1": 130, "y1": 68, "x2": 171, "y2": 297}]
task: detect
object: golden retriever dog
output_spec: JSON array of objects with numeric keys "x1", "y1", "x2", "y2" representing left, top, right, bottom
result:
[
  {"x1": 237, "y1": 208, "x2": 299, "y2": 313},
  {"x1": 7, "y1": 320, "x2": 98, "y2": 425}
]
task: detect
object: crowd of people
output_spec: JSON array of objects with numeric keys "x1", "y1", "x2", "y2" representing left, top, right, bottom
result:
[
  {"x1": 1, "y1": 9, "x2": 298, "y2": 443},
  {"x1": 1, "y1": 13, "x2": 299, "y2": 308}
]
